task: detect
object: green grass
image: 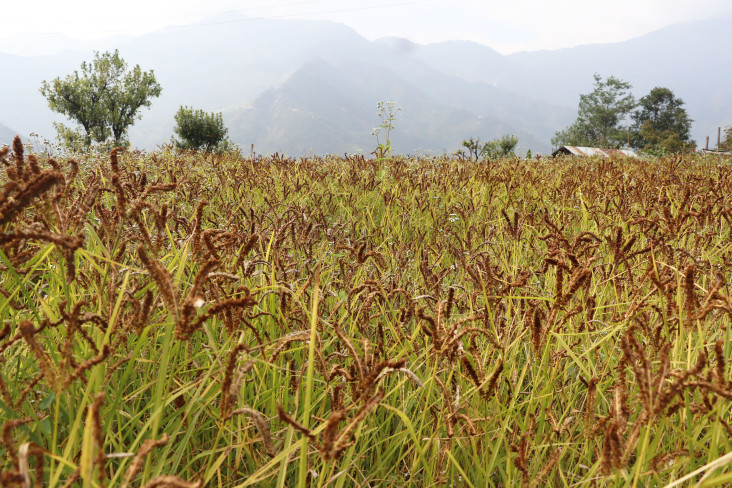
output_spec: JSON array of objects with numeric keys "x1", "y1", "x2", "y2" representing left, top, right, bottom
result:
[{"x1": 1, "y1": 144, "x2": 731, "y2": 487}]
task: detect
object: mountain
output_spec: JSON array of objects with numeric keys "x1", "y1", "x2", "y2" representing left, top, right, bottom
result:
[
  {"x1": 506, "y1": 17, "x2": 732, "y2": 145},
  {"x1": 0, "y1": 33, "x2": 132, "y2": 57},
  {"x1": 119, "y1": 13, "x2": 570, "y2": 153},
  {"x1": 0, "y1": 14, "x2": 377, "y2": 150},
  {"x1": 0, "y1": 50, "x2": 91, "y2": 147},
  {"x1": 0, "y1": 122, "x2": 21, "y2": 145},
  {"x1": 382, "y1": 38, "x2": 569, "y2": 106},
  {"x1": 0, "y1": 13, "x2": 730, "y2": 154},
  {"x1": 398, "y1": 17, "x2": 732, "y2": 145},
  {"x1": 228, "y1": 58, "x2": 546, "y2": 155},
  {"x1": 0, "y1": 12, "x2": 564, "y2": 154}
]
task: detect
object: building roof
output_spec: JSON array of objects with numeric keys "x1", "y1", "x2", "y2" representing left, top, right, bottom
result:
[
  {"x1": 552, "y1": 146, "x2": 638, "y2": 158},
  {"x1": 700, "y1": 149, "x2": 732, "y2": 156}
]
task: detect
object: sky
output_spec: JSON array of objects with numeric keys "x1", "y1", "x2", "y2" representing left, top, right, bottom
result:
[{"x1": 3, "y1": 0, "x2": 732, "y2": 53}]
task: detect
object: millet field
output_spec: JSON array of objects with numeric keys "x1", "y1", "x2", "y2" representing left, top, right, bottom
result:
[{"x1": 1, "y1": 137, "x2": 731, "y2": 487}]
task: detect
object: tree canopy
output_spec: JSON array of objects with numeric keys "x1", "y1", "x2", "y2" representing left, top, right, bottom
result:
[
  {"x1": 172, "y1": 106, "x2": 230, "y2": 152},
  {"x1": 552, "y1": 74, "x2": 636, "y2": 149},
  {"x1": 461, "y1": 135, "x2": 518, "y2": 161},
  {"x1": 630, "y1": 87, "x2": 694, "y2": 154},
  {"x1": 553, "y1": 75, "x2": 696, "y2": 154},
  {"x1": 40, "y1": 50, "x2": 161, "y2": 149}
]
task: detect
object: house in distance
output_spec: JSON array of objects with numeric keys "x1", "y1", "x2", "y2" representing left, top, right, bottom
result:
[{"x1": 552, "y1": 146, "x2": 638, "y2": 157}]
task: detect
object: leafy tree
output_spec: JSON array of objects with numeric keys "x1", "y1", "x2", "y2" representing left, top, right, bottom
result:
[
  {"x1": 461, "y1": 137, "x2": 483, "y2": 161},
  {"x1": 172, "y1": 106, "x2": 230, "y2": 152},
  {"x1": 483, "y1": 135, "x2": 519, "y2": 159},
  {"x1": 53, "y1": 122, "x2": 96, "y2": 152},
  {"x1": 461, "y1": 135, "x2": 519, "y2": 160},
  {"x1": 630, "y1": 87, "x2": 694, "y2": 154},
  {"x1": 552, "y1": 74, "x2": 636, "y2": 149},
  {"x1": 40, "y1": 50, "x2": 161, "y2": 148}
]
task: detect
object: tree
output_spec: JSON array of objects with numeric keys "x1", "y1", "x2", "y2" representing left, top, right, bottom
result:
[
  {"x1": 630, "y1": 87, "x2": 694, "y2": 154},
  {"x1": 483, "y1": 135, "x2": 519, "y2": 159},
  {"x1": 461, "y1": 135, "x2": 519, "y2": 161},
  {"x1": 40, "y1": 50, "x2": 161, "y2": 148},
  {"x1": 172, "y1": 106, "x2": 230, "y2": 152},
  {"x1": 552, "y1": 74, "x2": 636, "y2": 149},
  {"x1": 461, "y1": 137, "x2": 483, "y2": 161}
]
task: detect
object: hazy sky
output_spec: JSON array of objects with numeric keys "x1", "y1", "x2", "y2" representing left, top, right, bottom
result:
[{"x1": 4, "y1": 0, "x2": 732, "y2": 53}]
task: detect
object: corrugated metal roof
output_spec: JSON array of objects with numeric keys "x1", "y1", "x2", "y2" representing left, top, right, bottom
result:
[
  {"x1": 700, "y1": 149, "x2": 732, "y2": 156},
  {"x1": 552, "y1": 146, "x2": 638, "y2": 157}
]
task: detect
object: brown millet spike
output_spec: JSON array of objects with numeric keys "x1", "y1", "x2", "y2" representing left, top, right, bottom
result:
[
  {"x1": 154, "y1": 203, "x2": 168, "y2": 233},
  {"x1": 0, "y1": 170, "x2": 64, "y2": 225},
  {"x1": 683, "y1": 264, "x2": 697, "y2": 325},
  {"x1": 137, "y1": 245, "x2": 179, "y2": 324},
  {"x1": 182, "y1": 291, "x2": 257, "y2": 339},
  {"x1": 585, "y1": 377, "x2": 599, "y2": 437},
  {"x1": 714, "y1": 339, "x2": 727, "y2": 387},
  {"x1": 359, "y1": 358, "x2": 407, "y2": 393},
  {"x1": 686, "y1": 380, "x2": 732, "y2": 399},
  {"x1": 63, "y1": 345, "x2": 111, "y2": 388},
  {"x1": 269, "y1": 331, "x2": 310, "y2": 362},
  {"x1": 276, "y1": 405, "x2": 316, "y2": 441},
  {"x1": 90, "y1": 392, "x2": 107, "y2": 483},
  {"x1": 188, "y1": 258, "x2": 220, "y2": 300},
  {"x1": 0, "y1": 144, "x2": 10, "y2": 164},
  {"x1": 13, "y1": 375, "x2": 43, "y2": 409},
  {"x1": 555, "y1": 265, "x2": 564, "y2": 303},
  {"x1": 530, "y1": 448, "x2": 561, "y2": 488},
  {"x1": 563, "y1": 267, "x2": 591, "y2": 303},
  {"x1": 220, "y1": 343, "x2": 250, "y2": 420},
  {"x1": 47, "y1": 157, "x2": 60, "y2": 171},
  {"x1": 12, "y1": 136, "x2": 24, "y2": 181},
  {"x1": 2, "y1": 417, "x2": 34, "y2": 467},
  {"x1": 417, "y1": 307, "x2": 440, "y2": 349},
  {"x1": 121, "y1": 434, "x2": 170, "y2": 488},
  {"x1": 334, "y1": 325, "x2": 365, "y2": 382},
  {"x1": 530, "y1": 307, "x2": 543, "y2": 353},
  {"x1": 201, "y1": 229, "x2": 219, "y2": 257},
  {"x1": 444, "y1": 287, "x2": 456, "y2": 321},
  {"x1": 27, "y1": 154, "x2": 41, "y2": 176},
  {"x1": 18, "y1": 321, "x2": 60, "y2": 390},
  {"x1": 134, "y1": 291, "x2": 154, "y2": 330},
  {"x1": 331, "y1": 388, "x2": 385, "y2": 455},
  {"x1": 461, "y1": 355, "x2": 481, "y2": 391},
  {"x1": 650, "y1": 449, "x2": 690, "y2": 473},
  {"x1": 483, "y1": 359, "x2": 504, "y2": 400},
  {"x1": 191, "y1": 199, "x2": 207, "y2": 252},
  {"x1": 320, "y1": 409, "x2": 347, "y2": 460},
  {"x1": 228, "y1": 407, "x2": 276, "y2": 457},
  {"x1": 601, "y1": 420, "x2": 623, "y2": 474},
  {"x1": 0, "y1": 229, "x2": 84, "y2": 249},
  {"x1": 67, "y1": 158, "x2": 79, "y2": 181},
  {"x1": 109, "y1": 147, "x2": 120, "y2": 173}
]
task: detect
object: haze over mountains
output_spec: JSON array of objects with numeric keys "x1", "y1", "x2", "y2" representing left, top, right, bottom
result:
[
  {"x1": 1, "y1": 12, "x2": 730, "y2": 154},
  {"x1": 0, "y1": 122, "x2": 19, "y2": 145}
]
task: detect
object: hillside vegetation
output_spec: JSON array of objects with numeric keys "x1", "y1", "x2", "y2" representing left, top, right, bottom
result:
[{"x1": 1, "y1": 138, "x2": 731, "y2": 487}]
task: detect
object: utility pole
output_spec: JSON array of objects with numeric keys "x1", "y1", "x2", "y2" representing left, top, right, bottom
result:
[{"x1": 718, "y1": 127, "x2": 722, "y2": 151}]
